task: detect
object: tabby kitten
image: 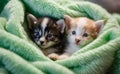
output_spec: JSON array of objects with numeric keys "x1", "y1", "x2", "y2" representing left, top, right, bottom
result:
[{"x1": 27, "y1": 14, "x2": 66, "y2": 60}]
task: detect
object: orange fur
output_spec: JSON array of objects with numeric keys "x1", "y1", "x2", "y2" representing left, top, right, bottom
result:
[{"x1": 52, "y1": 15, "x2": 104, "y2": 60}]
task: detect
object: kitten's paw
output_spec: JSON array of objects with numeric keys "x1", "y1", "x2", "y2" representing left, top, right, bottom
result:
[
  {"x1": 48, "y1": 53, "x2": 59, "y2": 61},
  {"x1": 58, "y1": 54, "x2": 69, "y2": 60}
]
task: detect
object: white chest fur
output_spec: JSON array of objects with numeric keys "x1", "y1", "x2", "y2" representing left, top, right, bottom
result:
[{"x1": 65, "y1": 44, "x2": 80, "y2": 55}]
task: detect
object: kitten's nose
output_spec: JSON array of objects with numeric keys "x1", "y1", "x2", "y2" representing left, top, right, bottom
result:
[
  {"x1": 40, "y1": 41, "x2": 44, "y2": 45},
  {"x1": 75, "y1": 37, "x2": 81, "y2": 44},
  {"x1": 75, "y1": 39, "x2": 80, "y2": 43},
  {"x1": 40, "y1": 37, "x2": 45, "y2": 45}
]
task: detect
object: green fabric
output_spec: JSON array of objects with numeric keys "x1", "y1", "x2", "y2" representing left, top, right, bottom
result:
[
  {"x1": 112, "y1": 13, "x2": 120, "y2": 25},
  {"x1": 0, "y1": 0, "x2": 120, "y2": 74},
  {"x1": 0, "y1": 0, "x2": 9, "y2": 13}
]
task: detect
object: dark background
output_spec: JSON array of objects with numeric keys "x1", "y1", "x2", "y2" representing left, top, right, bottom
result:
[{"x1": 87, "y1": 0, "x2": 120, "y2": 13}]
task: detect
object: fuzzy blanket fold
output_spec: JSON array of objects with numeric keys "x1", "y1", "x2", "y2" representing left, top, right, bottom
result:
[{"x1": 0, "y1": 0, "x2": 120, "y2": 74}]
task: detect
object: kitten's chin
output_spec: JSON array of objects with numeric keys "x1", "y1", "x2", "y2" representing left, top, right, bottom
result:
[{"x1": 40, "y1": 41, "x2": 56, "y2": 49}]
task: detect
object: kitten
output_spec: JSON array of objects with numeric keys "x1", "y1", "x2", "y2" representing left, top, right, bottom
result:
[
  {"x1": 54, "y1": 15, "x2": 104, "y2": 60},
  {"x1": 27, "y1": 14, "x2": 66, "y2": 60}
]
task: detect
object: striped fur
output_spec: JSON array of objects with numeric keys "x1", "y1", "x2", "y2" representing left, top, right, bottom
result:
[{"x1": 27, "y1": 14, "x2": 66, "y2": 60}]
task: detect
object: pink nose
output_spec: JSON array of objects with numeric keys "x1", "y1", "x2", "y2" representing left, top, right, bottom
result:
[{"x1": 75, "y1": 38, "x2": 81, "y2": 43}]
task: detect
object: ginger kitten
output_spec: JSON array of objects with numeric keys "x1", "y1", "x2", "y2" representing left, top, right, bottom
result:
[
  {"x1": 27, "y1": 14, "x2": 66, "y2": 60},
  {"x1": 64, "y1": 15, "x2": 104, "y2": 56}
]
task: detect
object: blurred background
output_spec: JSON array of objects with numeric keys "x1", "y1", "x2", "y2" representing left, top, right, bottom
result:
[
  {"x1": 87, "y1": 0, "x2": 120, "y2": 13},
  {"x1": 0, "y1": 0, "x2": 120, "y2": 14}
]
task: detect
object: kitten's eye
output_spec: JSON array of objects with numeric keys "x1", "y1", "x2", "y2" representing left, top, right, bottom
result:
[
  {"x1": 83, "y1": 33, "x2": 88, "y2": 37},
  {"x1": 72, "y1": 31, "x2": 76, "y2": 35},
  {"x1": 33, "y1": 29, "x2": 42, "y2": 37},
  {"x1": 34, "y1": 32, "x2": 39, "y2": 36}
]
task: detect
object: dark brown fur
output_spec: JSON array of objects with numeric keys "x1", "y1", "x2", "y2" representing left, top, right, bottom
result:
[{"x1": 27, "y1": 14, "x2": 66, "y2": 60}]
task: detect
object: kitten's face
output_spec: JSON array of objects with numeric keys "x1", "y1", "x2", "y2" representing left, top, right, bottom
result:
[
  {"x1": 27, "y1": 14, "x2": 65, "y2": 48},
  {"x1": 64, "y1": 15, "x2": 104, "y2": 46}
]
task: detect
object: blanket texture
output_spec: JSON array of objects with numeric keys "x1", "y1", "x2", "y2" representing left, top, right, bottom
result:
[{"x1": 0, "y1": 0, "x2": 120, "y2": 74}]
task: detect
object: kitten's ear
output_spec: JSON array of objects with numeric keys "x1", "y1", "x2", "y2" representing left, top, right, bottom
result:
[
  {"x1": 27, "y1": 14, "x2": 37, "y2": 29},
  {"x1": 56, "y1": 19, "x2": 66, "y2": 33},
  {"x1": 63, "y1": 15, "x2": 72, "y2": 31},
  {"x1": 95, "y1": 20, "x2": 104, "y2": 33}
]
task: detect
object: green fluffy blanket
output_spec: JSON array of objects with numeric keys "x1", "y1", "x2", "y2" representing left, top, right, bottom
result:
[{"x1": 0, "y1": 0, "x2": 120, "y2": 74}]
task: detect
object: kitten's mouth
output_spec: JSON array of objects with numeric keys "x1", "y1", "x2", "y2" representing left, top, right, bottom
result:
[{"x1": 75, "y1": 42, "x2": 81, "y2": 46}]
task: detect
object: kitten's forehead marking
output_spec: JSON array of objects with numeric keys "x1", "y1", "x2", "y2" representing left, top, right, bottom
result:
[
  {"x1": 76, "y1": 18, "x2": 87, "y2": 35},
  {"x1": 41, "y1": 18, "x2": 49, "y2": 36}
]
